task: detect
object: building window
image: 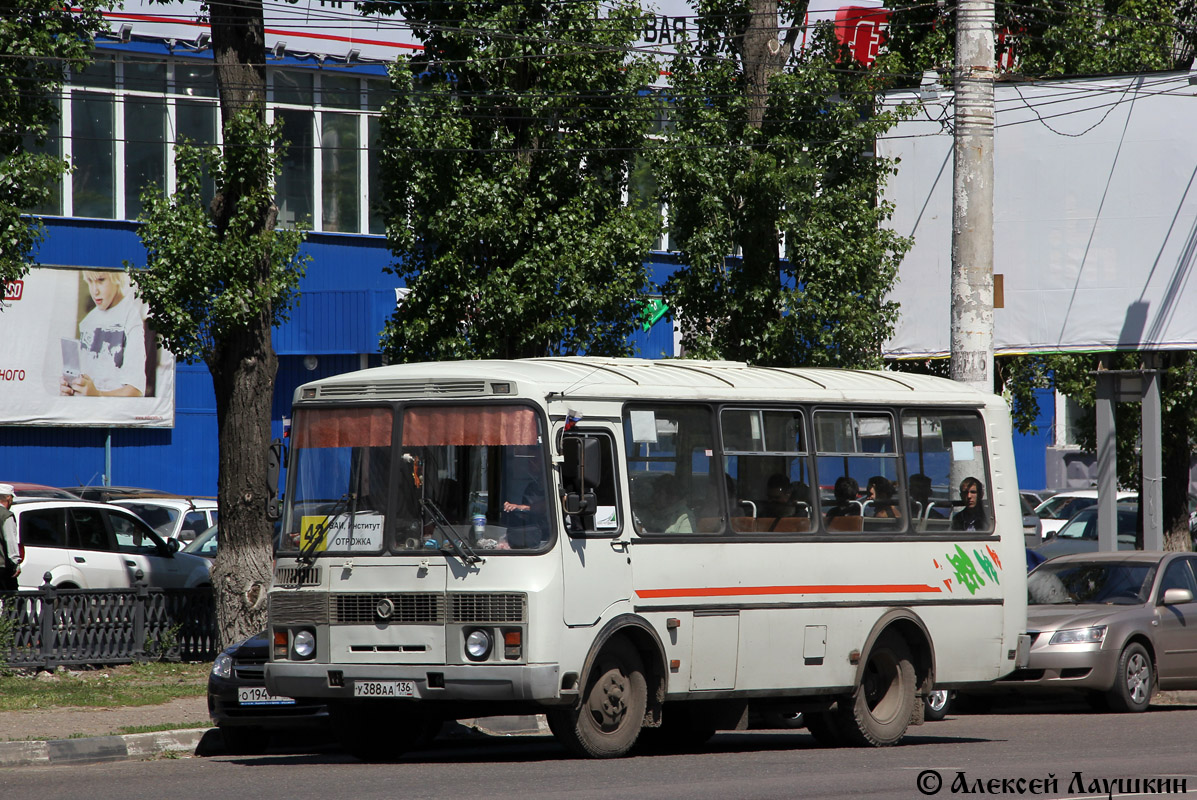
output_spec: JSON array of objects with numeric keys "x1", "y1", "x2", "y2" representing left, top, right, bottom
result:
[
  {"x1": 321, "y1": 111, "x2": 359, "y2": 232},
  {"x1": 72, "y1": 91, "x2": 115, "y2": 218},
  {"x1": 275, "y1": 108, "x2": 314, "y2": 227},
  {"x1": 367, "y1": 115, "x2": 384, "y2": 235},
  {"x1": 125, "y1": 96, "x2": 167, "y2": 219}
]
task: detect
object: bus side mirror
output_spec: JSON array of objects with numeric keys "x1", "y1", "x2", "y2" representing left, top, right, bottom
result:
[
  {"x1": 267, "y1": 438, "x2": 285, "y2": 521},
  {"x1": 563, "y1": 437, "x2": 602, "y2": 490},
  {"x1": 564, "y1": 491, "x2": 597, "y2": 517}
]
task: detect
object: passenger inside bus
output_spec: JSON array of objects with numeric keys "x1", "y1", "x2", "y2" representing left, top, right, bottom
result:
[
  {"x1": 763, "y1": 473, "x2": 798, "y2": 518},
  {"x1": 866, "y1": 475, "x2": 902, "y2": 519},
  {"x1": 651, "y1": 474, "x2": 695, "y2": 534},
  {"x1": 824, "y1": 476, "x2": 863, "y2": 531},
  {"x1": 951, "y1": 477, "x2": 987, "y2": 531}
]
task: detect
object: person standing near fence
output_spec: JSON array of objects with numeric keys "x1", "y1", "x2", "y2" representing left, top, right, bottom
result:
[{"x1": 0, "y1": 484, "x2": 20, "y2": 591}]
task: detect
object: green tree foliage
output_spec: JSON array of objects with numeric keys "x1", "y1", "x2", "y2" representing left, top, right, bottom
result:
[
  {"x1": 0, "y1": 0, "x2": 107, "y2": 282},
  {"x1": 885, "y1": 0, "x2": 1197, "y2": 80},
  {"x1": 653, "y1": 0, "x2": 913, "y2": 368},
  {"x1": 130, "y1": 108, "x2": 308, "y2": 647},
  {"x1": 129, "y1": 115, "x2": 307, "y2": 367},
  {"x1": 376, "y1": 1, "x2": 661, "y2": 361}
]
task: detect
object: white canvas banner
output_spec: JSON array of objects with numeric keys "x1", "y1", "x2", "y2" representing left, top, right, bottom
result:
[
  {"x1": 879, "y1": 73, "x2": 1197, "y2": 357},
  {"x1": 0, "y1": 267, "x2": 175, "y2": 427}
]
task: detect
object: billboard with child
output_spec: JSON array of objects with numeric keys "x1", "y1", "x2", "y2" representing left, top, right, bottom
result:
[{"x1": 0, "y1": 266, "x2": 174, "y2": 427}]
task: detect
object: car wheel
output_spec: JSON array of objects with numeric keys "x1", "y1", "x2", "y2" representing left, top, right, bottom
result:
[
  {"x1": 924, "y1": 689, "x2": 951, "y2": 721},
  {"x1": 1106, "y1": 642, "x2": 1153, "y2": 712}
]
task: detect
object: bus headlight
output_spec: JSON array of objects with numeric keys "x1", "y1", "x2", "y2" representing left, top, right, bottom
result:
[
  {"x1": 465, "y1": 629, "x2": 492, "y2": 660},
  {"x1": 292, "y1": 629, "x2": 317, "y2": 660}
]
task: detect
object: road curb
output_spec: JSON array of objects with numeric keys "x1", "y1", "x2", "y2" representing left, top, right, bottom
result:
[{"x1": 0, "y1": 728, "x2": 210, "y2": 768}]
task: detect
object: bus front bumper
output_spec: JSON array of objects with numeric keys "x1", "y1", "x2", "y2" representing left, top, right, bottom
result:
[{"x1": 264, "y1": 661, "x2": 562, "y2": 704}]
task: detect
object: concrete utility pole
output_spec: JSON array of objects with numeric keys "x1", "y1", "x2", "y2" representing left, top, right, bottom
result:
[{"x1": 949, "y1": 0, "x2": 996, "y2": 393}]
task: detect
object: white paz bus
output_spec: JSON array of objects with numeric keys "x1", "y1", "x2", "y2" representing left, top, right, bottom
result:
[{"x1": 264, "y1": 358, "x2": 1029, "y2": 759}]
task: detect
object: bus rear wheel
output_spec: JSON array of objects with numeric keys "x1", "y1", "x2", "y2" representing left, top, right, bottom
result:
[
  {"x1": 835, "y1": 632, "x2": 917, "y2": 747},
  {"x1": 549, "y1": 637, "x2": 647, "y2": 758}
]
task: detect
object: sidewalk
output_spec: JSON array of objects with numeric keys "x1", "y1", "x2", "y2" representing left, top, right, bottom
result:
[{"x1": 0, "y1": 691, "x2": 550, "y2": 768}]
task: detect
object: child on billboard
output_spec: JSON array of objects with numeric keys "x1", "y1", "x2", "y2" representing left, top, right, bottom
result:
[{"x1": 59, "y1": 270, "x2": 147, "y2": 397}]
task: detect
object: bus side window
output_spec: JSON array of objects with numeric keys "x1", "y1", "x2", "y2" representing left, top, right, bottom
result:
[
  {"x1": 562, "y1": 432, "x2": 620, "y2": 536},
  {"x1": 902, "y1": 410, "x2": 991, "y2": 533}
]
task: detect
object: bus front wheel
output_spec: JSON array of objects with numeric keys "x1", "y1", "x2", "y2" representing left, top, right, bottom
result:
[
  {"x1": 549, "y1": 637, "x2": 647, "y2": 758},
  {"x1": 836, "y1": 632, "x2": 917, "y2": 747}
]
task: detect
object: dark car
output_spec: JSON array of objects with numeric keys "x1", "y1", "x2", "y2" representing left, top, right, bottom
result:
[
  {"x1": 208, "y1": 631, "x2": 330, "y2": 754},
  {"x1": 1030, "y1": 503, "x2": 1139, "y2": 560}
]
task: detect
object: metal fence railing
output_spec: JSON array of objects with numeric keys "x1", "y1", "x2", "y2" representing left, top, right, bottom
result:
[{"x1": 0, "y1": 581, "x2": 218, "y2": 670}]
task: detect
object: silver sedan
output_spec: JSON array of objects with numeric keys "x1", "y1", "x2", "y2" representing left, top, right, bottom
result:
[{"x1": 995, "y1": 551, "x2": 1197, "y2": 711}]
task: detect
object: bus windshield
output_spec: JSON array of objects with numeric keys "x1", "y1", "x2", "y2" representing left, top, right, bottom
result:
[
  {"x1": 279, "y1": 403, "x2": 552, "y2": 556},
  {"x1": 281, "y1": 406, "x2": 394, "y2": 554}
]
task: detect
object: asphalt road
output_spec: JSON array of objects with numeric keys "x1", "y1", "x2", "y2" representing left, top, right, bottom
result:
[{"x1": 4, "y1": 702, "x2": 1197, "y2": 800}]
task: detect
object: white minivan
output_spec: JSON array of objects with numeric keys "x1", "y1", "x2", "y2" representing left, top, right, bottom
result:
[{"x1": 12, "y1": 499, "x2": 213, "y2": 590}]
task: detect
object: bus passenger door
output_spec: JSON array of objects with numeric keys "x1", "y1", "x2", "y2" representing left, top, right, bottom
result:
[{"x1": 560, "y1": 429, "x2": 633, "y2": 626}]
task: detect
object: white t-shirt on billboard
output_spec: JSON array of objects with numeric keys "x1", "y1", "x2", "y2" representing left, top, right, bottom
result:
[{"x1": 78, "y1": 296, "x2": 147, "y2": 395}]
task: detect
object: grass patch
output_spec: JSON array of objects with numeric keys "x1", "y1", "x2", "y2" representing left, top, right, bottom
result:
[{"x1": 0, "y1": 662, "x2": 208, "y2": 712}]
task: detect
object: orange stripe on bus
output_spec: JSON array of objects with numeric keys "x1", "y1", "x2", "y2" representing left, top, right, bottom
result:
[{"x1": 635, "y1": 584, "x2": 943, "y2": 599}]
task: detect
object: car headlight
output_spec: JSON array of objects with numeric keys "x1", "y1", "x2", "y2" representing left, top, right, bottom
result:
[
  {"x1": 1049, "y1": 625, "x2": 1107, "y2": 645},
  {"x1": 212, "y1": 652, "x2": 233, "y2": 679},
  {"x1": 292, "y1": 629, "x2": 316, "y2": 660},
  {"x1": 465, "y1": 629, "x2": 492, "y2": 660}
]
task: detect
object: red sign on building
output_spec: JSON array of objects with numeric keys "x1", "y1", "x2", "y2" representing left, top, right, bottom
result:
[{"x1": 833, "y1": 5, "x2": 890, "y2": 67}]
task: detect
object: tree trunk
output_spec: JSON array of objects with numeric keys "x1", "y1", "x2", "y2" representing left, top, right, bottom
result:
[
  {"x1": 210, "y1": 315, "x2": 278, "y2": 647},
  {"x1": 207, "y1": 0, "x2": 278, "y2": 648}
]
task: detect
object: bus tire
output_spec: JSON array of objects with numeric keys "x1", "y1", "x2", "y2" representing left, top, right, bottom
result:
[
  {"x1": 836, "y1": 632, "x2": 916, "y2": 747},
  {"x1": 549, "y1": 637, "x2": 646, "y2": 758},
  {"x1": 332, "y1": 701, "x2": 426, "y2": 762}
]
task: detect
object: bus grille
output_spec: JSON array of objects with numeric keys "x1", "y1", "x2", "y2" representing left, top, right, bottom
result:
[
  {"x1": 333, "y1": 593, "x2": 446, "y2": 624},
  {"x1": 270, "y1": 591, "x2": 330, "y2": 625},
  {"x1": 275, "y1": 566, "x2": 321, "y2": 586},
  {"x1": 316, "y1": 380, "x2": 487, "y2": 399},
  {"x1": 449, "y1": 593, "x2": 527, "y2": 624}
]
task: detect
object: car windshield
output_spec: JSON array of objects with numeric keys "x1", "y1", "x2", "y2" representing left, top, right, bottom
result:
[
  {"x1": 116, "y1": 502, "x2": 180, "y2": 537},
  {"x1": 1054, "y1": 506, "x2": 1138, "y2": 541},
  {"x1": 1036, "y1": 495, "x2": 1096, "y2": 520},
  {"x1": 1028, "y1": 561, "x2": 1156, "y2": 605},
  {"x1": 279, "y1": 403, "x2": 552, "y2": 556},
  {"x1": 183, "y1": 525, "x2": 217, "y2": 558}
]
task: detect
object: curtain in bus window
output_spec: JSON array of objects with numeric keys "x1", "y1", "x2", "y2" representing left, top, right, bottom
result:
[
  {"x1": 293, "y1": 406, "x2": 392, "y2": 448},
  {"x1": 402, "y1": 406, "x2": 540, "y2": 446}
]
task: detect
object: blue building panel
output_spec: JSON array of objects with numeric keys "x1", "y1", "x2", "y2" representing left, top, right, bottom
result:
[{"x1": 1011, "y1": 388, "x2": 1053, "y2": 492}]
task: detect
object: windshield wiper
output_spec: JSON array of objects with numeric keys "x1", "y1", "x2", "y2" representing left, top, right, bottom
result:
[
  {"x1": 419, "y1": 496, "x2": 484, "y2": 567},
  {"x1": 297, "y1": 492, "x2": 353, "y2": 568}
]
